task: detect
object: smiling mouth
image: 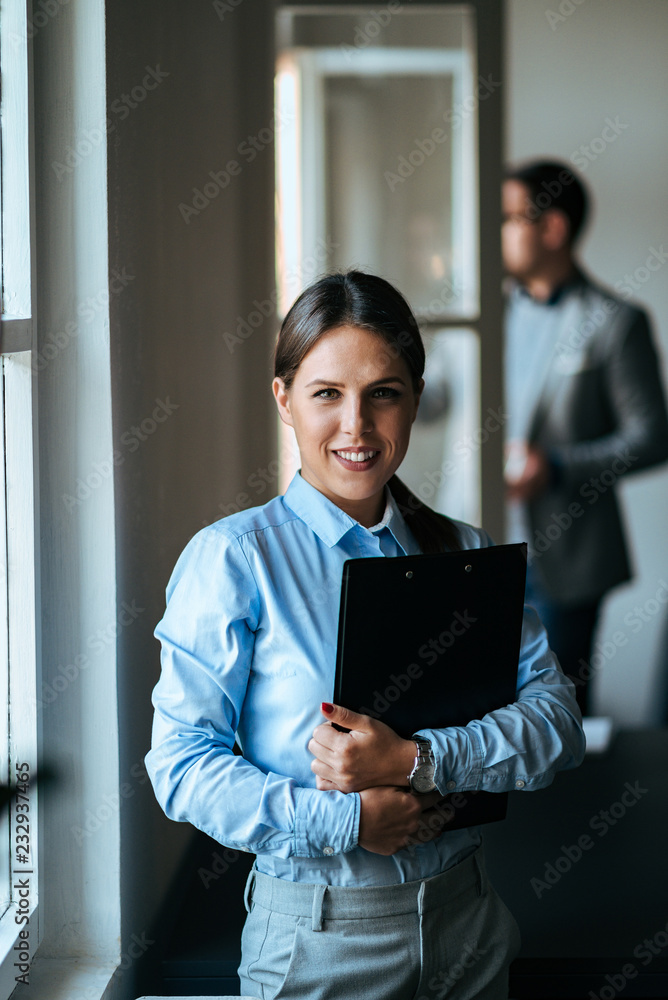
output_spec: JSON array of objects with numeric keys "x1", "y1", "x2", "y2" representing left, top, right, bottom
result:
[
  {"x1": 334, "y1": 448, "x2": 380, "y2": 462},
  {"x1": 332, "y1": 449, "x2": 382, "y2": 472},
  {"x1": 333, "y1": 450, "x2": 380, "y2": 463}
]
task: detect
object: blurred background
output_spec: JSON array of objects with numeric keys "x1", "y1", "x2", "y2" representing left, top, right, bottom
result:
[{"x1": 2, "y1": 1, "x2": 667, "y2": 998}]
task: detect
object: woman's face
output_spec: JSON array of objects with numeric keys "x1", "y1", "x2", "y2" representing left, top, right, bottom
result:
[{"x1": 273, "y1": 325, "x2": 423, "y2": 526}]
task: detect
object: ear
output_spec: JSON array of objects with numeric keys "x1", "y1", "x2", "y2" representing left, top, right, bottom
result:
[
  {"x1": 272, "y1": 377, "x2": 294, "y2": 428},
  {"x1": 412, "y1": 378, "x2": 425, "y2": 422},
  {"x1": 541, "y1": 208, "x2": 570, "y2": 252}
]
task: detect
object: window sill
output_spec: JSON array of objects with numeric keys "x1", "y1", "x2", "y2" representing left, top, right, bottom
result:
[{"x1": 12, "y1": 957, "x2": 117, "y2": 1000}]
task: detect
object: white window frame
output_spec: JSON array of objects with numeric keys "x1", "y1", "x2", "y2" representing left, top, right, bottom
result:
[
  {"x1": 0, "y1": 0, "x2": 40, "y2": 996},
  {"x1": 278, "y1": 44, "x2": 478, "y2": 322}
]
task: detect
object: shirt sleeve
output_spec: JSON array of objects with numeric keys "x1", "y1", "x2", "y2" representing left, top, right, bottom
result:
[
  {"x1": 145, "y1": 525, "x2": 359, "y2": 858},
  {"x1": 417, "y1": 527, "x2": 586, "y2": 794}
]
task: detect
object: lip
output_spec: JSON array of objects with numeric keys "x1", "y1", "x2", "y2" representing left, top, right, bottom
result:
[{"x1": 332, "y1": 448, "x2": 381, "y2": 472}]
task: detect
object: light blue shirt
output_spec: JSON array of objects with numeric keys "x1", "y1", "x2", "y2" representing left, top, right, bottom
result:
[
  {"x1": 504, "y1": 278, "x2": 587, "y2": 545},
  {"x1": 147, "y1": 472, "x2": 585, "y2": 886}
]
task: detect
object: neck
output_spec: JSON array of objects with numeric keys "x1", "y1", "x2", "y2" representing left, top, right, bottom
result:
[
  {"x1": 337, "y1": 493, "x2": 386, "y2": 528},
  {"x1": 523, "y1": 255, "x2": 576, "y2": 303}
]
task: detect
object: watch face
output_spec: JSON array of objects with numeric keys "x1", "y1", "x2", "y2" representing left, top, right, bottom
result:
[{"x1": 411, "y1": 772, "x2": 436, "y2": 793}]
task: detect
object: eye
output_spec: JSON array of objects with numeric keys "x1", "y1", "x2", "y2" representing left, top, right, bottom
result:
[
  {"x1": 372, "y1": 386, "x2": 401, "y2": 399},
  {"x1": 313, "y1": 388, "x2": 340, "y2": 399}
]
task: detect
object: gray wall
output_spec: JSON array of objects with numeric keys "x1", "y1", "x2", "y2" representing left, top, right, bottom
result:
[
  {"x1": 34, "y1": 1, "x2": 277, "y2": 995},
  {"x1": 506, "y1": 0, "x2": 668, "y2": 725},
  {"x1": 105, "y1": 0, "x2": 277, "y2": 988}
]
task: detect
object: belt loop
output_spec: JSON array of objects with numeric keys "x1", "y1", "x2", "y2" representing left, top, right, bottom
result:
[
  {"x1": 243, "y1": 869, "x2": 256, "y2": 914},
  {"x1": 311, "y1": 884, "x2": 327, "y2": 931},
  {"x1": 417, "y1": 881, "x2": 426, "y2": 915}
]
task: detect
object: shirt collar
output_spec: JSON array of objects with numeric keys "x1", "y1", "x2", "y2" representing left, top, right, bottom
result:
[
  {"x1": 283, "y1": 472, "x2": 415, "y2": 554},
  {"x1": 510, "y1": 267, "x2": 585, "y2": 307},
  {"x1": 370, "y1": 486, "x2": 417, "y2": 555}
]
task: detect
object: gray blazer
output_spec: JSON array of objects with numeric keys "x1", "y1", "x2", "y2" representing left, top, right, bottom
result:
[{"x1": 524, "y1": 272, "x2": 668, "y2": 604}]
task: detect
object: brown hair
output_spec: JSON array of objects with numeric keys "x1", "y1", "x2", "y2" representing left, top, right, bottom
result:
[{"x1": 275, "y1": 271, "x2": 461, "y2": 553}]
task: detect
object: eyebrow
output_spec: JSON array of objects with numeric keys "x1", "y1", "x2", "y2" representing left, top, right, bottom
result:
[{"x1": 304, "y1": 376, "x2": 408, "y2": 388}]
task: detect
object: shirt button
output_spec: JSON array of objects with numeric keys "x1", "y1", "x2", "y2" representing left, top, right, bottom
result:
[
  {"x1": 323, "y1": 846, "x2": 334, "y2": 856},
  {"x1": 446, "y1": 780, "x2": 456, "y2": 791},
  {"x1": 515, "y1": 779, "x2": 526, "y2": 789}
]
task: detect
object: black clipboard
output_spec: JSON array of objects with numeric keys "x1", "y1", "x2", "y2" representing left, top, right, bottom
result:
[{"x1": 334, "y1": 543, "x2": 527, "y2": 830}]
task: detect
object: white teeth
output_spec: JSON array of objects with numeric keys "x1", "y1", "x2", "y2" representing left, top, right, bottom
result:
[{"x1": 336, "y1": 451, "x2": 377, "y2": 462}]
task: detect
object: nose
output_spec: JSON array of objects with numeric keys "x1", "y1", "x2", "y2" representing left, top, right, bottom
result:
[{"x1": 340, "y1": 393, "x2": 373, "y2": 436}]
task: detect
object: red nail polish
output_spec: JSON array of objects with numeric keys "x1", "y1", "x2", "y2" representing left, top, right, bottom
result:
[{"x1": 321, "y1": 702, "x2": 333, "y2": 714}]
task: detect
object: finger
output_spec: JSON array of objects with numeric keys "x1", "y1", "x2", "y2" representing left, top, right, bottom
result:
[
  {"x1": 315, "y1": 774, "x2": 340, "y2": 791},
  {"x1": 322, "y1": 702, "x2": 371, "y2": 731},
  {"x1": 310, "y1": 757, "x2": 338, "y2": 782},
  {"x1": 414, "y1": 790, "x2": 445, "y2": 811},
  {"x1": 307, "y1": 737, "x2": 344, "y2": 768},
  {"x1": 310, "y1": 724, "x2": 345, "y2": 752}
]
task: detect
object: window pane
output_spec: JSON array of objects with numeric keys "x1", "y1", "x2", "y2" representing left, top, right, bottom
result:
[
  {"x1": 398, "y1": 328, "x2": 480, "y2": 525},
  {"x1": 275, "y1": 10, "x2": 483, "y2": 519},
  {"x1": 276, "y1": 8, "x2": 478, "y2": 319}
]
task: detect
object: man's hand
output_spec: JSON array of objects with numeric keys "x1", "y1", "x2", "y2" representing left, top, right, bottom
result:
[
  {"x1": 505, "y1": 443, "x2": 551, "y2": 501},
  {"x1": 308, "y1": 703, "x2": 416, "y2": 792},
  {"x1": 358, "y1": 787, "x2": 452, "y2": 855}
]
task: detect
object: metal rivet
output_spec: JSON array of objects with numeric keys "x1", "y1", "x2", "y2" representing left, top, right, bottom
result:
[
  {"x1": 465, "y1": 564, "x2": 473, "y2": 573},
  {"x1": 406, "y1": 570, "x2": 413, "y2": 579}
]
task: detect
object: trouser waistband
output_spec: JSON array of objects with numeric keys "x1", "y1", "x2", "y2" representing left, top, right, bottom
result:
[{"x1": 245, "y1": 846, "x2": 486, "y2": 931}]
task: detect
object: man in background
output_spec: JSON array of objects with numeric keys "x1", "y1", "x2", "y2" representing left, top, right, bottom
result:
[{"x1": 502, "y1": 159, "x2": 668, "y2": 715}]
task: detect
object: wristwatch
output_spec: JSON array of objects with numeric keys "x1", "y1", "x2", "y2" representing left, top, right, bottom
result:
[{"x1": 408, "y1": 735, "x2": 436, "y2": 793}]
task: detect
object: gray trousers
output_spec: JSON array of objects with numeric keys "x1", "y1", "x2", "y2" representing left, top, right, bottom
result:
[{"x1": 238, "y1": 846, "x2": 520, "y2": 1000}]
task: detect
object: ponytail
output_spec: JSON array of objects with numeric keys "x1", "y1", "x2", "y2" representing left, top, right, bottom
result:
[{"x1": 388, "y1": 475, "x2": 461, "y2": 554}]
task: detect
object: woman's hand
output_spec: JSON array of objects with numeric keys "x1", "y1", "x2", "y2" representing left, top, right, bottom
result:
[
  {"x1": 308, "y1": 702, "x2": 417, "y2": 792},
  {"x1": 358, "y1": 787, "x2": 451, "y2": 855}
]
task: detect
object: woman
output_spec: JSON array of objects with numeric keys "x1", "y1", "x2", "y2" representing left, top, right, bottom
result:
[{"x1": 147, "y1": 270, "x2": 585, "y2": 1000}]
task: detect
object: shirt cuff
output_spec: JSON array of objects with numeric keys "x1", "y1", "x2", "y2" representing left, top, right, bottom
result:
[
  {"x1": 293, "y1": 786, "x2": 360, "y2": 858},
  {"x1": 416, "y1": 726, "x2": 484, "y2": 794}
]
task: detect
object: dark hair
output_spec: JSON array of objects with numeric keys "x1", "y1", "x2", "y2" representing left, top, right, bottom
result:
[
  {"x1": 275, "y1": 270, "x2": 461, "y2": 554},
  {"x1": 505, "y1": 159, "x2": 590, "y2": 245}
]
